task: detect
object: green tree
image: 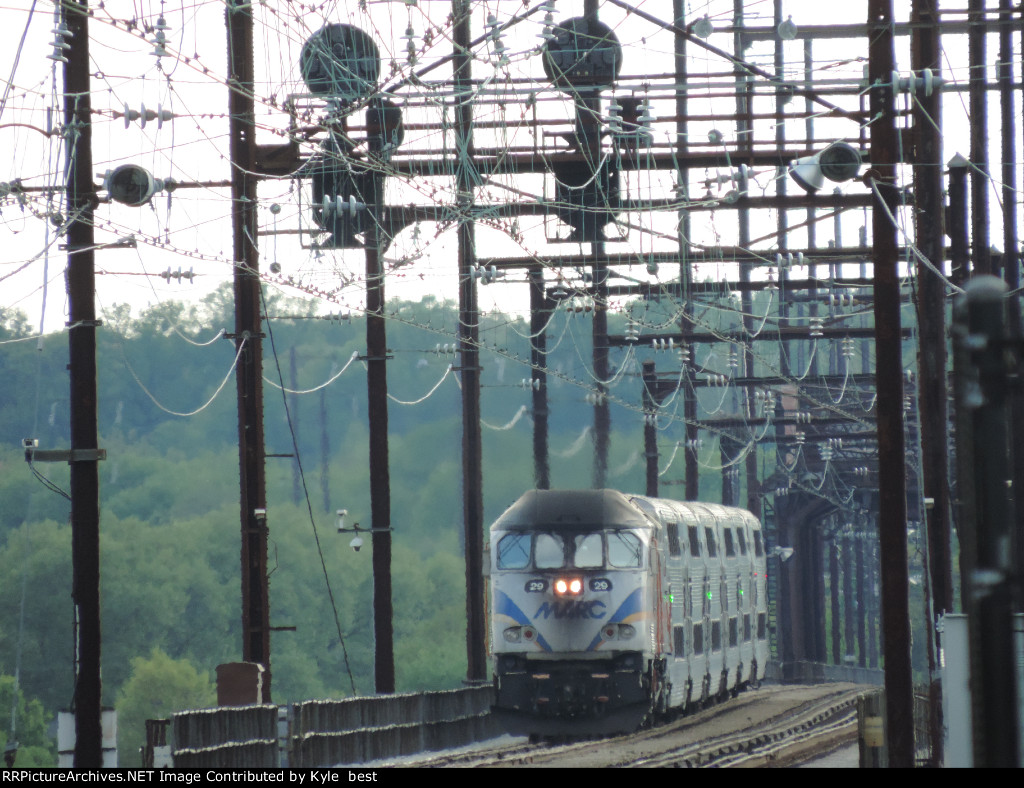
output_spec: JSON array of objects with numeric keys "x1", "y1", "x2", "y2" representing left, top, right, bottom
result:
[
  {"x1": 0, "y1": 675, "x2": 56, "y2": 768},
  {"x1": 114, "y1": 649, "x2": 215, "y2": 768}
]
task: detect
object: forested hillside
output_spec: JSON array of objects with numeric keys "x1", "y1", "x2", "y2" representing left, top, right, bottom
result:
[{"x1": 0, "y1": 285, "x2": 736, "y2": 765}]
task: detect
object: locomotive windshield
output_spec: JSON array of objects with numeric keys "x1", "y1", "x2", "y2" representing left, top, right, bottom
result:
[{"x1": 495, "y1": 530, "x2": 643, "y2": 570}]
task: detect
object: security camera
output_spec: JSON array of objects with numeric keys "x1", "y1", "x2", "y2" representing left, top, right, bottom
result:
[{"x1": 349, "y1": 535, "x2": 364, "y2": 552}]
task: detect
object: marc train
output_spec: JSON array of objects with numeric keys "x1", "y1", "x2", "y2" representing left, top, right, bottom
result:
[{"x1": 488, "y1": 489, "x2": 769, "y2": 734}]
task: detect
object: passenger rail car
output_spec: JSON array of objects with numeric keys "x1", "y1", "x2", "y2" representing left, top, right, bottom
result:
[{"x1": 488, "y1": 489, "x2": 768, "y2": 735}]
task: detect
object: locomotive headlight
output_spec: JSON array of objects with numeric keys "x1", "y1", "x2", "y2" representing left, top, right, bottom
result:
[
  {"x1": 503, "y1": 627, "x2": 522, "y2": 643},
  {"x1": 554, "y1": 577, "x2": 583, "y2": 596},
  {"x1": 618, "y1": 624, "x2": 636, "y2": 639}
]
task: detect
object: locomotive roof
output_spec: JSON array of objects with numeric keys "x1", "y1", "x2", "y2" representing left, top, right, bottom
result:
[{"x1": 490, "y1": 489, "x2": 653, "y2": 532}]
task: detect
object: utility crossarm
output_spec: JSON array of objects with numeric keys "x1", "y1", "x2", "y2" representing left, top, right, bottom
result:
[
  {"x1": 479, "y1": 246, "x2": 882, "y2": 269},
  {"x1": 380, "y1": 192, "x2": 879, "y2": 232},
  {"x1": 646, "y1": 374, "x2": 880, "y2": 389},
  {"x1": 607, "y1": 326, "x2": 912, "y2": 346},
  {"x1": 694, "y1": 415, "x2": 875, "y2": 430}
]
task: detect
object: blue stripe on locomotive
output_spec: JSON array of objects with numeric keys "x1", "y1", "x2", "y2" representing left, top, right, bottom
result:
[
  {"x1": 585, "y1": 587, "x2": 645, "y2": 651},
  {"x1": 494, "y1": 589, "x2": 554, "y2": 651}
]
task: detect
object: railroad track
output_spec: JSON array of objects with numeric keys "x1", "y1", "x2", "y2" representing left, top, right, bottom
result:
[
  {"x1": 392, "y1": 683, "x2": 864, "y2": 768},
  {"x1": 624, "y1": 691, "x2": 859, "y2": 767}
]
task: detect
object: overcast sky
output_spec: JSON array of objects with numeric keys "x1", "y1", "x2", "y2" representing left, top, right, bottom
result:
[{"x1": 0, "y1": 1, "x2": 1012, "y2": 339}]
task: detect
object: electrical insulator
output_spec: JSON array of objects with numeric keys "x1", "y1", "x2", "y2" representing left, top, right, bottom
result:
[
  {"x1": 677, "y1": 344, "x2": 691, "y2": 364},
  {"x1": 537, "y1": 0, "x2": 559, "y2": 42},
  {"x1": 795, "y1": 431, "x2": 806, "y2": 445},
  {"x1": 607, "y1": 101, "x2": 623, "y2": 134},
  {"x1": 48, "y1": 21, "x2": 73, "y2": 63},
  {"x1": 473, "y1": 264, "x2": 502, "y2": 285},
  {"x1": 159, "y1": 266, "x2": 194, "y2": 284},
  {"x1": 323, "y1": 194, "x2": 366, "y2": 219},
  {"x1": 638, "y1": 100, "x2": 654, "y2": 127},
  {"x1": 151, "y1": 16, "x2": 171, "y2": 58},
  {"x1": 486, "y1": 13, "x2": 501, "y2": 39},
  {"x1": 403, "y1": 25, "x2": 418, "y2": 65},
  {"x1": 809, "y1": 317, "x2": 824, "y2": 338}
]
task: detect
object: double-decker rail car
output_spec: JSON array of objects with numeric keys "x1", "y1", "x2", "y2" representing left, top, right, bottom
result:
[{"x1": 488, "y1": 489, "x2": 768, "y2": 735}]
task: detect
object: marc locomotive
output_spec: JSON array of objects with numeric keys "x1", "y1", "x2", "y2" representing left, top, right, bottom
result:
[{"x1": 488, "y1": 489, "x2": 769, "y2": 734}]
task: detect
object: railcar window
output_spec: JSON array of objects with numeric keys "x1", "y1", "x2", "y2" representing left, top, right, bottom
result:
[
  {"x1": 573, "y1": 533, "x2": 603, "y2": 568},
  {"x1": 688, "y1": 525, "x2": 701, "y2": 556},
  {"x1": 711, "y1": 621, "x2": 722, "y2": 652},
  {"x1": 666, "y1": 522, "x2": 681, "y2": 556},
  {"x1": 535, "y1": 534, "x2": 565, "y2": 569},
  {"x1": 753, "y1": 532, "x2": 764, "y2": 557},
  {"x1": 724, "y1": 528, "x2": 735, "y2": 557},
  {"x1": 737, "y1": 529, "x2": 747, "y2": 555},
  {"x1": 693, "y1": 623, "x2": 704, "y2": 655},
  {"x1": 673, "y1": 625, "x2": 685, "y2": 656},
  {"x1": 496, "y1": 533, "x2": 531, "y2": 569},
  {"x1": 705, "y1": 527, "x2": 718, "y2": 558},
  {"x1": 608, "y1": 532, "x2": 643, "y2": 567}
]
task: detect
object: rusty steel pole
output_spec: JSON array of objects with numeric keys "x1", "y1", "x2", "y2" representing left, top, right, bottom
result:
[
  {"x1": 452, "y1": 0, "x2": 487, "y2": 684},
  {"x1": 911, "y1": 0, "x2": 953, "y2": 625},
  {"x1": 529, "y1": 265, "x2": 551, "y2": 490},
  {"x1": 643, "y1": 360, "x2": 658, "y2": 497},
  {"x1": 364, "y1": 124, "x2": 395, "y2": 695},
  {"x1": 227, "y1": 0, "x2": 270, "y2": 700},
  {"x1": 63, "y1": 0, "x2": 102, "y2": 766},
  {"x1": 998, "y1": 0, "x2": 1024, "y2": 607},
  {"x1": 868, "y1": 0, "x2": 913, "y2": 766},
  {"x1": 968, "y1": 0, "x2": 992, "y2": 276}
]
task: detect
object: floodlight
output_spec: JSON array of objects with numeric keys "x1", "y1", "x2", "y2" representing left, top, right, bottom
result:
[
  {"x1": 788, "y1": 142, "x2": 862, "y2": 193},
  {"x1": 105, "y1": 164, "x2": 163, "y2": 207}
]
